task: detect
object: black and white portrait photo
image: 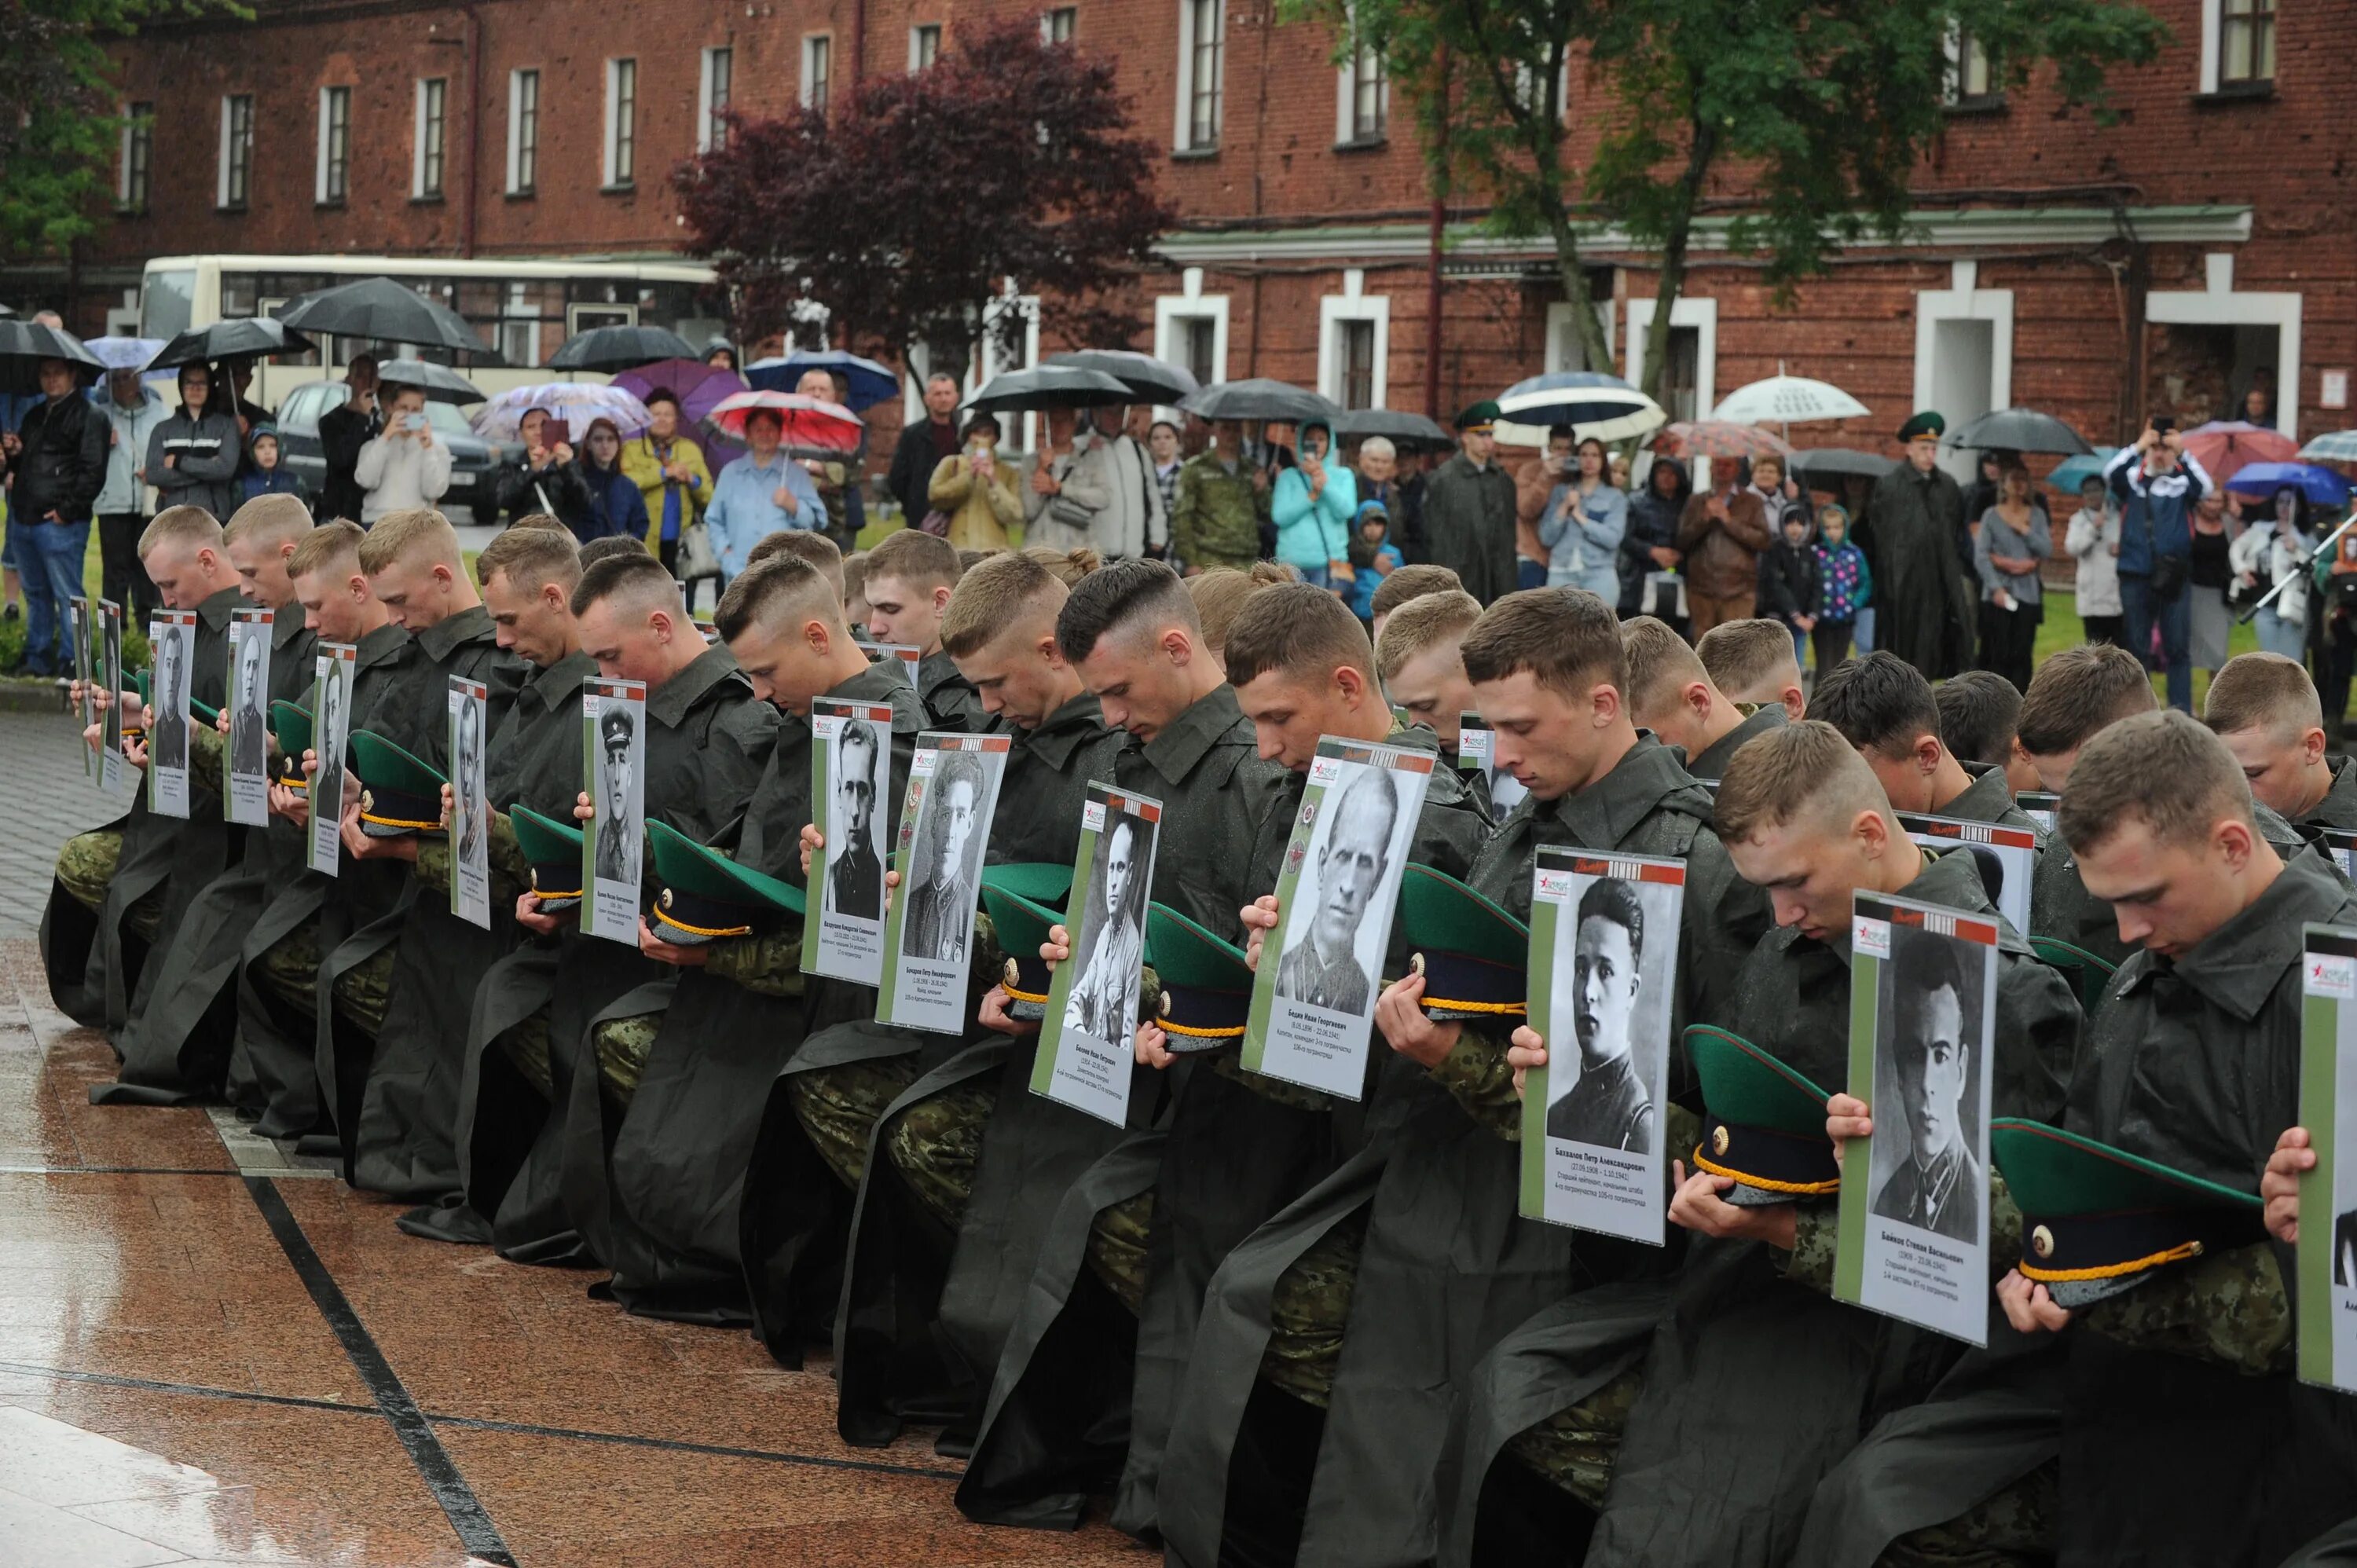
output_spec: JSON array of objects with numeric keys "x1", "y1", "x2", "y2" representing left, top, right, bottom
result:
[
  {"x1": 456, "y1": 694, "x2": 485, "y2": 863},
  {"x1": 308, "y1": 647, "x2": 355, "y2": 874},
  {"x1": 150, "y1": 617, "x2": 190, "y2": 775},
  {"x1": 827, "y1": 717, "x2": 885, "y2": 922},
  {"x1": 594, "y1": 703, "x2": 640, "y2": 888},
  {"x1": 231, "y1": 619, "x2": 268, "y2": 779},
  {"x1": 1545, "y1": 875, "x2": 1661, "y2": 1155},
  {"x1": 901, "y1": 748, "x2": 989, "y2": 965},
  {"x1": 1868, "y1": 922, "x2": 1989, "y2": 1245},
  {"x1": 449, "y1": 678, "x2": 492, "y2": 929},
  {"x1": 1274, "y1": 768, "x2": 1398, "y2": 1017},
  {"x1": 1063, "y1": 807, "x2": 1153, "y2": 1052}
]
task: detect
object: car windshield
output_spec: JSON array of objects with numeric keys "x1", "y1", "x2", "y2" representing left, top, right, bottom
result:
[{"x1": 426, "y1": 401, "x2": 475, "y2": 438}]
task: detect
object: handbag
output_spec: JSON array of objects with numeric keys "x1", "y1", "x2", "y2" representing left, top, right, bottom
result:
[{"x1": 677, "y1": 518, "x2": 720, "y2": 579}]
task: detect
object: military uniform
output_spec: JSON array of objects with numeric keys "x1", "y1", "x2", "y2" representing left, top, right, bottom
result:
[
  {"x1": 2034, "y1": 798, "x2": 2331, "y2": 968},
  {"x1": 2302, "y1": 754, "x2": 2357, "y2": 830},
  {"x1": 918, "y1": 649, "x2": 988, "y2": 734},
  {"x1": 1171, "y1": 454, "x2": 1266, "y2": 573},
  {"x1": 1682, "y1": 702, "x2": 1785, "y2": 782}
]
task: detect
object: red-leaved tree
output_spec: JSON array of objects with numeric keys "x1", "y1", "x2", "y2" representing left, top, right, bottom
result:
[{"x1": 673, "y1": 19, "x2": 1176, "y2": 368}]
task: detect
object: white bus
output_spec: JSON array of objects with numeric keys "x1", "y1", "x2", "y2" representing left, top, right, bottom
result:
[{"x1": 137, "y1": 253, "x2": 726, "y2": 408}]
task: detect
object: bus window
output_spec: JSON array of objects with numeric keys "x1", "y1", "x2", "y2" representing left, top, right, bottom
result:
[
  {"x1": 141, "y1": 269, "x2": 196, "y2": 339},
  {"x1": 221, "y1": 272, "x2": 260, "y2": 320}
]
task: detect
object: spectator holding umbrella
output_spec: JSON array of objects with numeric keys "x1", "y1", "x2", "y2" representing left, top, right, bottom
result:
[
  {"x1": 925, "y1": 412, "x2": 1022, "y2": 551},
  {"x1": 1421, "y1": 401, "x2": 1519, "y2": 604},
  {"x1": 2065, "y1": 473, "x2": 2124, "y2": 647},
  {"x1": 354, "y1": 381, "x2": 453, "y2": 526},
  {"x1": 497, "y1": 406, "x2": 593, "y2": 537},
  {"x1": 145, "y1": 362, "x2": 243, "y2": 522},
  {"x1": 92, "y1": 364, "x2": 167, "y2": 618},
  {"x1": 1091, "y1": 408, "x2": 1168, "y2": 562},
  {"x1": 1025, "y1": 405, "x2": 1113, "y2": 553},
  {"x1": 317, "y1": 354, "x2": 380, "y2": 523},
  {"x1": 1539, "y1": 434, "x2": 1626, "y2": 598},
  {"x1": 707, "y1": 404, "x2": 825, "y2": 580},
  {"x1": 1618, "y1": 456, "x2": 1690, "y2": 624},
  {"x1": 1515, "y1": 425, "x2": 1576, "y2": 592},
  {"x1": 0, "y1": 356, "x2": 106, "y2": 676},
  {"x1": 1170, "y1": 419, "x2": 1264, "y2": 574},
  {"x1": 620, "y1": 387, "x2": 710, "y2": 573},
  {"x1": 1676, "y1": 454, "x2": 1774, "y2": 636},
  {"x1": 794, "y1": 367, "x2": 865, "y2": 550}
]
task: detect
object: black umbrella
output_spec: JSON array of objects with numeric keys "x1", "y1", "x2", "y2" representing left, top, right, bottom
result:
[
  {"x1": 1043, "y1": 349, "x2": 1199, "y2": 406},
  {"x1": 1181, "y1": 378, "x2": 1341, "y2": 427},
  {"x1": 376, "y1": 358, "x2": 486, "y2": 405},
  {"x1": 145, "y1": 318, "x2": 315, "y2": 373},
  {"x1": 0, "y1": 317, "x2": 106, "y2": 394},
  {"x1": 1789, "y1": 447, "x2": 1899, "y2": 481},
  {"x1": 964, "y1": 364, "x2": 1132, "y2": 413},
  {"x1": 275, "y1": 276, "x2": 497, "y2": 358},
  {"x1": 1948, "y1": 408, "x2": 2093, "y2": 457},
  {"x1": 1336, "y1": 407, "x2": 1456, "y2": 453},
  {"x1": 548, "y1": 324, "x2": 698, "y2": 373}
]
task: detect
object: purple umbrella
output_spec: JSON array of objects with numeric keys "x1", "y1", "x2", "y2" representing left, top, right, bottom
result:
[{"x1": 610, "y1": 356, "x2": 749, "y2": 464}]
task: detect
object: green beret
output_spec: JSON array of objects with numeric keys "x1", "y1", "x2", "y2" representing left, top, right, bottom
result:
[
  {"x1": 1397, "y1": 864, "x2": 1527, "y2": 1022},
  {"x1": 646, "y1": 819, "x2": 804, "y2": 945},
  {"x1": 981, "y1": 884, "x2": 1063, "y2": 1020},
  {"x1": 271, "y1": 699, "x2": 312, "y2": 789},
  {"x1": 1992, "y1": 1119, "x2": 2264, "y2": 1310},
  {"x1": 981, "y1": 861, "x2": 1075, "y2": 910},
  {"x1": 1686, "y1": 1024, "x2": 1838, "y2": 1208},
  {"x1": 1897, "y1": 411, "x2": 1946, "y2": 443},
  {"x1": 1454, "y1": 399, "x2": 1502, "y2": 432},
  {"x1": 510, "y1": 804, "x2": 586, "y2": 911},
  {"x1": 1146, "y1": 903, "x2": 1252, "y2": 1053},
  {"x1": 349, "y1": 731, "x2": 449, "y2": 839}
]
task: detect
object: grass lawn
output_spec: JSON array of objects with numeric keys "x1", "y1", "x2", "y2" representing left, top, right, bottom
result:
[{"x1": 2025, "y1": 588, "x2": 2257, "y2": 712}]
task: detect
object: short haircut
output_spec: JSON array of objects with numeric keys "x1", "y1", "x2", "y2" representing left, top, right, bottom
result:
[
  {"x1": 713, "y1": 554, "x2": 843, "y2": 643},
  {"x1": 578, "y1": 535, "x2": 651, "y2": 568},
  {"x1": 746, "y1": 528, "x2": 846, "y2": 595},
  {"x1": 1023, "y1": 544, "x2": 1102, "y2": 585},
  {"x1": 867, "y1": 526, "x2": 964, "y2": 592},
  {"x1": 1223, "y1": 582, "x2": 1376, "y2": 688},
  {"x1": 288, "y1": 518, "x2": 365, "y2": 580},
  {"x1": 222, "y1": 493, "x2": 311, "y2": 547},
  {"x1": 2015, "y1": 643, "x2": 2155, "y2": 757},
  {"x1": 1374, "y1": 589, "x2": 1482, "y2": 683},
  {"x1": 1575, "y1": 874, "x2": 1645, "y2": 964},
  {"x1": 1370, "y1": 563, "x2": 1464, "y2": 622},
  {"x1": 1186, "y1": 567, "x2": 1277, "y2": 658},
  {"x1": 1056, "y1": 557, "x2": 1200, "y2": 665},
  {"x1": 1714, "y1": 718, "x2": 1886, "y2": 845},
  {"x1": 570, "y1": 550, "x2": 684, "y2": 619},
  {"x1": 1459, "y1": 587, "x2": 1625, "y2": 699},
  {"x1": 2204, "y1": 650, "x2": 2323, "y2": 738},
  {"x1": 2059, "y1": 709, "x2": 2256, "y2": 855},
  {"x1": 958, "y1": 548, "x2": 994, "y2": 573},
  {"x1": 1619, "y1": 615, "x2": 1712, "y2": 719},
  {"x1": 355, "y1": 507, "x2": 460, "y2": 576},
  {"x1": 942, "y1": 550, "x2": 1069, "y2": 658},
  {"x1": 1937, "y1": 670, "x2": 2025, "y2": 768},
  {"x1": 1696, "y1": 618, "x2": 1799, "y2": 696},
  {"x1": 1357, "y1": 435, "x2": 1396, "y2": 464},
  {"x1": 139, "y1": 504, "x2": 224, "y2": 557},
  {"x1": 1805, "y1": 650, "x2": 1941, "y2": 757},
  {"x1": 476, "y1": 525, "x2": 582, "y2": 596},
  {"x1": 641, "y1": 385, "x2": 680, "y2": 411}
]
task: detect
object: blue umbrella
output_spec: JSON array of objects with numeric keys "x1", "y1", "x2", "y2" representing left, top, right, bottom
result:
[
  {"x1": 1494, "y1": 371, "x2": 1665, "y2": 444},
  {"x1": 746, "y1": 350, "x2": 900, "y2": 411},
  {"x1": 2223, "y1": 461, "x2": 2352, "y2": 508},
  {"x1": 87, "y1": 336, "x2": 166, "y2": 372},
  {"x1": 2044, "y1": 448, "x2": 2119, "y2": 496}
]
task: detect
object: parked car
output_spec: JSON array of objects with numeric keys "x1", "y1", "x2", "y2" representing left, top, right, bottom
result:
[{"x1": 272, "y1": 379, "x2": 515, "y2": 526}]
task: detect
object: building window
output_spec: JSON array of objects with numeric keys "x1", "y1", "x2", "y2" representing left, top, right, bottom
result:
[
  {"x1": 216, "y1": 95, "x2": 253, "y2": 211},
  {"x1": 1155, "y1": 274, "x2": 1230, "y2": 390},
  {"x1": 910, "y1": 24, "x2": 941, "y2": 71},
  {"x1": 1945, "y1": 31, "x2": 1998, "y2": 105},
  {"x1": 1340, "y1": 25, "x2": 1386, "y2": 143},
  {"x1": 1659, "y1": 328, "x2": 1702, "y2": 423},
  {"x1": 1043, "y1": 7, "x2": 1076, "y2": 42},
  {"x1": 802, "y1": 35, "x2": 833, "y2": 112},
  {"x1": 1318, "y1": 275, "x2": 1389, "y2": 409},
  {"x1": 119, "y1": 104, "x2": 152, "y2": 213},
  {"x1": 2220, "y1": 0, "x2": 2275, "y2": 84},
  {"x1": 605, "y1": 58, "x2": 637, "y2": 186},
  {"x1": 316, "y1": 86, "x2": 350, "y2": 205},
  {"x1": 1339, "y1": 321, "x2": 1376, "y2": 408},
  {"x1": 698, "y1": 47, "x2": 733, "y2": 152},
  {"x1": 413, "y1": 79, "x2": 446, "y2": 199},
  {"x1": 1177, "y1": 0, "x2": 1222, "y2": 150},
  {"x1": 508, "y1": 69, "x2": 539, "y2": 194},
  {"x1": 1180, "y1": 317, "x2": 1218, "y2": 387}
]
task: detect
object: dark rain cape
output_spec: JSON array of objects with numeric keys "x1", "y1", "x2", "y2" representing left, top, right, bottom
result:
[
  {"x1": 917, "y1": 649, "x2": 988, "y2": 734},
  {"x1": 1865, "y1": 460, "x2": 1977, "y2": 680},
  {"x1": 97, "y1": 603, "x2": 316, "y2": 1105},
  {"x1": 1682, "y1": 702, "x2": 1785, "y2": 782},
  {"x1": 585, "y1": 658, "x2": 916, "y2": 1324},
  {"x1": 331, "y1": 604, "x2": 528, "y2": 1196},
  {"x1": 1158, "y1": 733, "x2": 1753, "y2": 1568},
  {"x1": 44, "y1": 585, "x2": 244, "y2": 1041},
  {"x1": 746, "y1": 691, "x2": 1121, "y2": 1412},
  {"x1": 2033, "y1": 800, "x2": 2334, "y2": 969},
  {"x1": 450, "y1": 643, "x2": 776, "y2": 1263},
  {"x1": 1451, "y1": 844, "x2": 2078, "y2": 1568},
  {"x1": 954, "y1": 683, "x2": 1296, "y2": 1529},
  {"x1": 1796, "y1": 849, "x2": 2357, "y2": 1568}
]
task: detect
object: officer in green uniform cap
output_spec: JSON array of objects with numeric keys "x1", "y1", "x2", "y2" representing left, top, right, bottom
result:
[
  {"x1": 1864, "y1": 408, "x2": 1978, "y2": 681},
  {"x1": 1420, "y1": 400, "x2": 1519, "y2": 606}
]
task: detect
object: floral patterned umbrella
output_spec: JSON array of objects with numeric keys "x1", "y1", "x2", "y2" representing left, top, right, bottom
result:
[
  {"x1": 1651, "y1": 421, "x2": 1796, "y2": 461},
  {"x1": 471, "y1": 383, "x2": 653, "y2": 441}
]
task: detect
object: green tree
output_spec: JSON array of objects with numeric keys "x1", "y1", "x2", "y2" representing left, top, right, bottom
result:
[{"x1": 0, "y1": 0, "x2": 247, "y2": 257}]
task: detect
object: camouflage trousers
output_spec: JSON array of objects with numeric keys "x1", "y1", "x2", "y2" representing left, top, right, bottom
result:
[
  {"x1": 329, "y1": 947, "x2": 394, "y2": 1041},
  {"x1": 1503, "y1": 1362, "x2": 1647, "y2": 1509},
  {"x1": 1258, "y1": 1210, "x2": 1369, "y2": 1409},
  {"x1": 498, "y1": 1005, "x2": 555, "y2": 1101},
  {"x1": 254, "y1": 921, "x2": 321, "y2": 1021},
  {"x1": 885, "y1": 1076, "x2": 996, "y2": 1233},
  {"x1": 786, "y1": 1057, "x2": 923, "y2": 1194},
  {"x1": 590, "y1": 1013, "x2": 658, "y2": 1112},
  {"x1": 1083, "y1": 1191, "x2": 1156, "y2": 1317},
  {"x1": 1881, "y1": 1460, "x2": 2058, "y2": 1567},
  {"x1": 54, "y1": 829, "x2": 162, "y2": 942}
]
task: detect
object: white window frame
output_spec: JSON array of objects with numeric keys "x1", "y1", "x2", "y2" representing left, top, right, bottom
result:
[
  {"x1": 412, "y1": 78, "x2": 446, "y2": 200},
  {"x1": 1334, "y1": 11, "x2": 1387, "y2": 145},
  {"x1": 1941, "y1": 27, "x2": 1998, "y2": 105},
  {"x1": 1911, "y1": 261, "x2": 2014, "y2": 482},
  {"x1": 1543, "y1": 299, "x2": 1618, "y2": 375},
  {"x1": 1153, "y1": 266, "x2": 1231, "y2": 405},
  {"x1": 315, "y1": 86, "x2": 349, "y2": 205},
  {"x1": 2200, "y1": 0, "x2": 2276, "y2": 91},
  {"x1": 909, "y1": 24, "x2": 941, "y2": 71},
  {"x1": 216, "y1": 94, "x2": 252, "y2": 211},
  {"x1": 119, "y1": 102, "x2": 152, "y2": 212},
  {"x1": 1175, "y1": 0, "x2": 1224, "y2": 151},
  {"x1": 2146, "y1": 251, "x2": 2301, "y2": 437},
  {"x1": 981, "y1": 291, "x2": 1045, "y2": 451},
  {"x1": 698, "y1": 46, "x2": 733, "y2": 152},
  {"x1": 801, "y1": 35, "x2": 834, "y2": 111},
  {"x1": 1625, "y1": 295, "x2": 1719, "y2": 425},
  {"x1": 1316, "y1": 269, "x2": 1389, "y2": 409},
  {"x1": 603, "y1": 57, "x2": 637, "y2": 187},
  {"x1": 507, "y1": 68, "x2": 539, "y2": 194},
  {"x1": 1040, "y1": 7, "x2": 1076, "y2": 43}
]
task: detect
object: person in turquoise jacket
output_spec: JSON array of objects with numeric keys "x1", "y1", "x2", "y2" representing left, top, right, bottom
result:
[{"x1": 1271, "y1": 416, "x2": 1357, "y2": 590}]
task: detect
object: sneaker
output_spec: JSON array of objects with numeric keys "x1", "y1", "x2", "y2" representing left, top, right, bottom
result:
[{"x1": 2, "y1": 602, "x2": 19, "y2": 622}]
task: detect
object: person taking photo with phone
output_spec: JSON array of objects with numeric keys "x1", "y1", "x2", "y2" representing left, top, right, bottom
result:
[{"x1": 353, "y1": 382, "x2": 453, "y2": 527}]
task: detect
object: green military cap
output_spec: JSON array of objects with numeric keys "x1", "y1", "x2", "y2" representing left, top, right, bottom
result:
[
  {"x1": 2029, "y1": 935, "x2": 2120, "y2": 1015},
  {"x1": 981, "y1": 861, "x2": 1075, "y2": 910},
  {"x1": 348, "y1": 731, "x2": 448, "y2": 839},
  {"x1": 1397, "y1": 863, "x2": 1527, "y2": 1024},
  {"x1": 271, "y1": 699, "x2": 312, "y2": 790},
  {"x1": 1897, "y1": 410, "x2": 1946, "y2": 443},
  {"x1": 1455, "y1": 399, "x2": 1501, "y2": 433},
  {"x1": 645, "y1": 819, "x2": 804, "y2": 945},
  {"x1": 1146, "y1": 903, "x2": 1252, "y2": 1054},
  {"x1": 981, "y1": 884, "x2": 1063, "y2": 1021},
  {"x1": 510, "y1": 804, "x2": 586, "y2": 911},
  {"x1": 1686, "y1": 1024, "x2": 1840, "y2": 1208},
  {"x1": 1992, "y1": 1119, "x2": 2265, "y2": 1310}
]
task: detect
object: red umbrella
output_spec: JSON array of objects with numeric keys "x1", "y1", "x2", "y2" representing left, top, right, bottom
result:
[
  {"x1": 705, "y1": 390, "x2": 864, "y2": 458},
  {"x1": 1651, "y1": 421, "x2": 1797, "y2": 462},
  {"x1": 2179, "y1": 420, "x2": 2298, "y2": 490}
]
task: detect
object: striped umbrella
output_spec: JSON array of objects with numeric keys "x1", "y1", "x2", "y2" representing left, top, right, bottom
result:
[
  {"x1": 1495, "y1": 372, "x2": 1665, "y2": 445},
  {"x1": 1651, "y1": 421, "x2": 1796, "y2": 461},
  {"x1": 2297, "y1": 430, "x2": 2357, "y2": 464}
]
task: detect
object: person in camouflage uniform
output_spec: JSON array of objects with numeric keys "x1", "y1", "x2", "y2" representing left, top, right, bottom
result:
[
  {"x1": 2204, "y1": 651, "x2": 2357, "y2": 831},
  {"x1": 1171, "y1": 421, "x2": 1268, "y2": 575}
]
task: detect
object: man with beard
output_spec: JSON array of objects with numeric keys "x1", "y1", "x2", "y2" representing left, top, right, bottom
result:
[{"x1": 1545, "y1": 875, "x2": 1654, "y2": 1152}]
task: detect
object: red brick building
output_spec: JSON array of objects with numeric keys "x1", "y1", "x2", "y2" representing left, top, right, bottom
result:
[{"x1": 19, "y1": 0, "x2": 2354, "y2": 469}]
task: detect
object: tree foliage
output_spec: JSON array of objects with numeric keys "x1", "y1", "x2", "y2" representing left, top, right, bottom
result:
[
  {"x1": 0, "y1": 0, "x2": 246, "y2": 256},
  {"x1": 674, "y1": 18, "x2": 1178, "y2": 367}
]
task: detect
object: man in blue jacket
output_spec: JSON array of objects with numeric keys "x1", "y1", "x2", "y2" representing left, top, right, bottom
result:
[{"x1": 2107, "y1": 419, "x2": 2213, "y2": 713}]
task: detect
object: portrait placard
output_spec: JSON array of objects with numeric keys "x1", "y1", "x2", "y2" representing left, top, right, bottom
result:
[
  {"x1": 1457, "y1": 713, "x2": 1529, "y2": 812},
  {"x1": 146, "y1": 612, "x2": 197, "y2": 817},
  {"x1": 70, "y1": 597, "x2": 93, "y2": 781},
  {"x1": 879, "y1": 731, "x2": 1013, "y2": 1034},
  {"x1": 449, "y1": 677, "x2": 492, "y2": 930},
  {"x1": 1032, "y1": 782, "x2": 1164, "y2": 1128},
  {"x1": 2322, "y1": 829, "x2": 2357, "y2": 887},
  {"x1": 803, "y1": 698, "x2": 900, "y2": 986},
  {"x1": 867, "y1": 643, "x2": 924, "y2": 686},
  {"x1": 1241, "y1": 738, "x2": 1435, "y2": 1099},
  {"x1": 1518, "y1": 849, "x2": 1686, "y2": 1244},
  {"x1": 1896, "y1": 813, "x2": 2036, "y2": 933},
  {"x1": 306, "y1": 643, "x2": 357, "y2": 875},
  {"x1": 1834, "y1": 891, "x2": 2000, "y2": 1346},
  {"x1": 2015, "y1": 789, "x2": 2060, "y2": 837},
  {"x1": 97, "y1": 600, "x2": 126, "y2": 793},
  {"x1": 224, "y1": 608, "x2": 273, "y2": 826},
  {"x1": 2298, "y1": 924, "x2": 2357, "y2": 1393},
  {"x1": 581, "y1": 677, "x2": 647, "y2": 944}
]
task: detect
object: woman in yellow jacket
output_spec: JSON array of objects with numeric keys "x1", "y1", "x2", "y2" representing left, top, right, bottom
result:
[
  {"x1": 926, "y1": 412, "x2": 1025, "y2": 551},
  {"x1": 618, "y1": 390, "x2": 713, "y2": 571}
]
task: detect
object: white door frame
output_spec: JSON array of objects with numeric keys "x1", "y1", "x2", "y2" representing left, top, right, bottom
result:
[{"x1": 2145, "y1": 251, "x2": 2300, "y2": 435}]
